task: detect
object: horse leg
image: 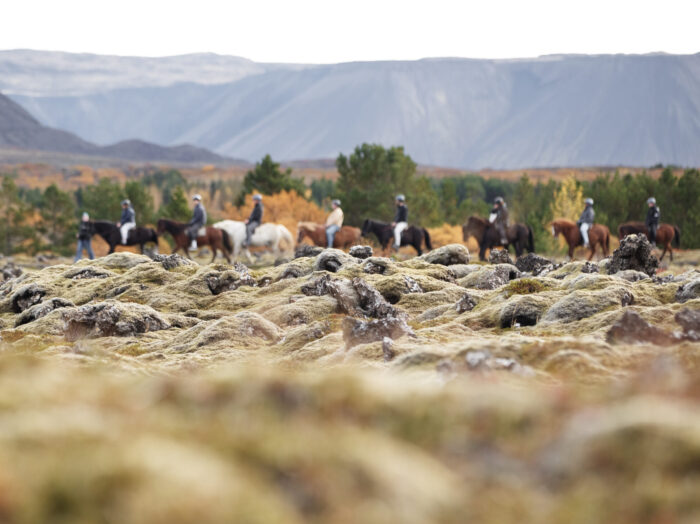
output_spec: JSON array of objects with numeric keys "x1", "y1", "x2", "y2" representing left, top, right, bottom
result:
[
  {"x1": 210, "y1": 244, "x2": 217, "y2": 264},
  {"x1": 659, "y1": 243, "x2": 667, "y2": 261},
  {"x1": 588, "y1": 242, "x2": 596, "y2": 261},
  {"x1": 140, "y1": 243, "x2": 145, "y2": 255}
]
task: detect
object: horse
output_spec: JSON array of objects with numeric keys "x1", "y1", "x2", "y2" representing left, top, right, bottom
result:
[
  {"x1": 551, "y1": 218, "x2": 610, "y2": 260},
  {"x1": 461, "y1": 216, "x2": 535, "y2": 261},
  {"x1": 296, "y1": 222, "x2": 362, "y2": 249},
  {"x1": 92, "y1": 220, "x2": 159, "y2": 255},
  {"x1": 618, "y1": 221, "x2": 681, "y2": 261},
  {"x1": 156, "y1": 218, "x2": 232, "y2": 263},
  {"x1": 360, "y1": 219, "x2": 432, "y2": 255},
  {"x1": 213, "y1": 220, "x2": 294, "y2": 261}
]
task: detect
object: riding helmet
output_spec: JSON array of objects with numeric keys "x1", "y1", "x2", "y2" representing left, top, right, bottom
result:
[
  {"x1": 332, "y1": 199, "x2": 341, "y2": 206},
  {"x1": 121, "y1": 199, "x2": 131, "y2": 206},
  {"x1": 192, "y1": 194, "x2": 202, "y2": 201},
  {"x1": 396, "y1": 194, "x2": 405, "y2": 202},
  {"x1": 647, "y1": 197, "x2": 656, "y2": 204},
  {"x1": 584, "y1": 198, "x2": 594, "y2": 205},
  {"x1": 494, "y1": 196, "x2": 504, "y2": 204},
  {"x1": 253, "y1": 194, "x2": 263, "y2": 201}
]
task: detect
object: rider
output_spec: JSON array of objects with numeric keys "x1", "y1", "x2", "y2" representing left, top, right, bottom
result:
[
  {"x1": 243, "y1": 194, "x2": 263, "y2": 247},
  {"x1": 489, "y1": 196, "x2": 509, "y2": 245},
  {"x1": 645, "y1": 197, "x2": 660, "y2": 247},
  {"x1": 325, "y1": 199, "x2": 343, "y2": 248},
  {"x1": 74, "y1": 212, "x2": 95, "y2": 262},
  {"x1": 187, "y1": 194, "x2": 207, "y2": 250},
  {"x1": 116, "y1": 199, "x2": 135, "y2": 245},
  {"x1": 391, "y1": 194, "x2": 408, "y2": 250},
  {"x1": 577, "y1": 198, "x2": 595, "y2": 248}
]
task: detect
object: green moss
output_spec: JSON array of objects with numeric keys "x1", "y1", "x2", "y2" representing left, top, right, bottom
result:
[{"x1": 503, "y1": 278, "x2": 548, "y2": 298}]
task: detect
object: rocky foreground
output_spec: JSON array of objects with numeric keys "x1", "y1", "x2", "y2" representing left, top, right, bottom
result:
[{"x1": 0, "y1": 236, "x2": 699, "y2": 523}]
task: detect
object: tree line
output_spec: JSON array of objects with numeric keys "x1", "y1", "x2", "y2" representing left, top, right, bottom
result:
[{"x1": 1, "y1": 143, "x2": 699, "y2": 256}]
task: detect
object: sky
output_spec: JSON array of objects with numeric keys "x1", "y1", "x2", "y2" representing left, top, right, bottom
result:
[{"x1": 2, "y1": 0, "x2": 699, "y2": 63}]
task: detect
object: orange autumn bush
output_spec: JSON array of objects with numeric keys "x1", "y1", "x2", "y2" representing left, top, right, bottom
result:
[{"x1": 222, "y1": 191, "x2": 327, "y2": 239}]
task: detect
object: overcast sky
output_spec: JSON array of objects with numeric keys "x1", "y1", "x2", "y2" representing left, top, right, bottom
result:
[{"x1": 3, "y1": 0, "x2": 698, "y2": 62}]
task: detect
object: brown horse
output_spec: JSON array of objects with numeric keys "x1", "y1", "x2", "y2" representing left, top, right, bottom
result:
[
  {"x1": 157, "y1": 218, "x2": 233, "y2": 263},
  {"x1": 551, "y1": 219, "x2": 610, "y2": 260},
  {"x1": 618, "y1": 222, "x2": 680, "y2": 261},
  {"x1": 462, "y1": 216, "x2": 535, "y2": 261},
  {"x1": 296, "y1": 222, "x2": 362, "y2": 249}
]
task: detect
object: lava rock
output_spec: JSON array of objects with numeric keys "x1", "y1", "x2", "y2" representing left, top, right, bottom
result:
[
  {"x1": 403, "y1": 276, "x2": 424, "y2": 294},
  {"x1": 675, "y1": 308, "x2": 700, "y2": 340},
  {"x1": 313, "y1": 249, "x2": 356, "y2": 273},
  {"x1": 420, "y1": 244, "x2": 470, "y2": 266},
  {"x1": 362, "y1": 257, "x2": 392, "y2": 275},
  {"x1": 1, "y1": 263, "x2": 22, "y2": 281},
  {"x1": 676, "y1": 278, "x2": 700, "y2": 303},
  {"x1": 10, "y1": 284, "x2": 46, "y2": 313},
  {"x1": 608, "y1": 234, "x2": 659, "y2": 277},
  {"x1": 455, "y1": 293, "x2": 478, "y2": 313},
  {"x1": 63, "y1": 267, "x2": 113, "y2": 280},
  {"x1": 15, "y1": 297, "x2": 74, "y2": 327},
  {"x1": 349, "y1": 245, "x2": 373, "y2": 259},
  {"x1": 613, "y1": 269, "x2": 650, "y2": 282},
  {"x1": 606, "y1": 309, "x2": 676, "y2": 345},
  {"x1": 581, "y1": 262, "x2": 600, "y2": 274},
  {"x1": 205, "y1": 268, "x2": 257, "y2": 295},
  {"x1": 515, "y1": 254, "x2": 556, "y2": 276},
  {"x1": 489, "y1": 249, "x2": 512, "y2": 265},
  {"x1": 301, "y1": 275, "x2": 333, "y2": 296},
  {"x1": 148, "y1": 253, "x2": 197, "y2": 270},
  {"x1": 382, "y1": 337, "x2": 396, "y2": 361},
  {"x1": 342, "y1": 315, "x2": 414, "y2": 349},
  {"x1": 61, "y1": 302, "x2": 170, "y2": 341},
  {"x1": 294, "y1": 244, "x2": 324, "y2": 259}
]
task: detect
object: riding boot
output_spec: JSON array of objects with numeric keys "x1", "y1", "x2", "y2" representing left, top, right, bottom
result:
[{"x1": 190, "y1": 240, "x2": 197, "y2": 250}]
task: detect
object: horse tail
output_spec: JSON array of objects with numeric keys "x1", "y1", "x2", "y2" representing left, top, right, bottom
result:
[
  {"x1": 617, "y1": 225, "x2": 624, "y2": 239},
  {"x1": 422, "y1": 228, "x2": 433, "y2": 251},
  {"x1": 673, "y1": 226, "x2": 681, "y2": 248},
  {"x1": 278, "y1": 225, "x2": 294, "y2": 251},
  {"x1": 605, "y1": 229, "x2": 610, "y2": 253},
  {"x1": 222, "y1": 229, "x2": 233, "y2": 254},
  {"x1": 527, "y1": 225, "x2": 535, "y2": 253}
]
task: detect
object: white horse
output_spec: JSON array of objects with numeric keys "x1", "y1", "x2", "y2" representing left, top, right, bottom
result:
[{"x1": 214, "y1": 220, "x2": 294, "y2": 260}]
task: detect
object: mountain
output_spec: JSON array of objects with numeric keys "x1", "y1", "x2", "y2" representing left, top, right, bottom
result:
[
  {"x1": 3, "y1": 51, "x2": 700, "y2": 168},
  {"x1": 0, "y1": 91, "x2": 233, "y2": 164}
]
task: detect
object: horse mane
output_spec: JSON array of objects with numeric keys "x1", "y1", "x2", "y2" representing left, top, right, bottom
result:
[
  {"x1": 467, "y1": 216, "x2": 488, "y2": 226},
  {"x1": 552, "y1": 218, "x2": 576, "y2": 227},
  {"x1": 297, "y1": 221, "x2": 320, "y2": 229}
]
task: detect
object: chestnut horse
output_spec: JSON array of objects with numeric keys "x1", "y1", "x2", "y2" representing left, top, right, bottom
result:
[
  {"x1": 296, "y1": 222, "x2": 361, "y2": 249},
  {"x1": 618, "y1": 221, "x2": 680, "y2": 261},
  {"x1": 461, "y1": 216, "x2": 535, "y2": 261},
  {"x1": 551, "y1": 219, "x2": 610, "y2": 260},
  {"x1": 157, "y1": 218, "x2": 232, "y2": 263}
]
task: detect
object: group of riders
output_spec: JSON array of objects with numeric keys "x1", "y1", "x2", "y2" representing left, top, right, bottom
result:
[{"x1": 74, "y1": 188, "x2": 664, "y2": 261}]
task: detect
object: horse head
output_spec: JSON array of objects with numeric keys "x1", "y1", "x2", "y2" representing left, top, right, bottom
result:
[
  {"x1": 463, "y1": 216, "x2": 485, "y2": 240},
  {"x1": 156, "y1": 219, "x2": 168, "y2": 234},
  {"x1": 296, "y1": 222, "x2": 306, "y2": 243},
  {"x1": 360, "y1": 219, "x2": 371, "y2": 237}
]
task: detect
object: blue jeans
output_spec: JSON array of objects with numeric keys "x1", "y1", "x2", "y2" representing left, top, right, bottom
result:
[
  {"x1": 326, "y1": 225, "x2": 340, "y2": 248},
  {"x1": 74, "y1": 238, "x2": 95, "y2": 262}
]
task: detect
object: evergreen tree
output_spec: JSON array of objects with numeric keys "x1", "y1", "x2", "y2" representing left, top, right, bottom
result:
[
  {"x1": 239, "y1": 155, "x2": 305, "y2": 204},
  {"x1": 80, "y1": 178, "x2": 124, "y2": 221},
  {"x1": 159, "y1": 186, "x2": 191, "y2": 222},
  {"x1": 0, "y1": 177, "x2": 33, "y2": 255},
  {"x1": 39, "y1": 184, "x2": 76, "y2": 254},
  {"x1": 409, "y1": 176, "x2": 442, "y2": 227},
  {"x1": 439, "y1": 179, "x2": 459, "y2": 225},
  {"x1": 124, "y1": 181, "x2": 155, "y2": 225},
  {"x1": 550, "y1": 176, "x2": 583, "y2": 222},
  {"x1": 336, "y1": 144, "x2": 417, "y2": 226}
]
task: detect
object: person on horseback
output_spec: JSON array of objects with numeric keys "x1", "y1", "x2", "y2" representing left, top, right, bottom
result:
[
  {"x1": 577, "y1": 198, "x2": 595, "y2": 248},
  {"x1": 243, "y1": 194, "x2": 263, "y2": 247},
  {"x1": 325, "y1": 199, "x2": 343, "y2": 248},
  {"x1": 645, "y1": 197, "x2": 660, "y2": 248},
  {"x1": 187, "y1": 194, "x2": 207, "y2": 250},
  {"x1": 489, "y1": 196, "x2": 509, "y2": 245},
  {"x1": 74, "y1": 212, "x2": 95, "y2": 262},
  {"x1": 391, "y1": 194, "x2": 408, "y2": 250},
  {"x1": 116, "y1": 199, "x2": 135, "y2": 245}
]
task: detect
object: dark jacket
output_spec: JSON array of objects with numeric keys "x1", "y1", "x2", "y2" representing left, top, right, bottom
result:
[
  {"x1": 78, "y1": 221, "x2": 94, "y2": 241},
  {"x1": 188, "y1": 203, "x2": 207, "y2": 227},
  {"x1": 645, "y1": 206, "x2": 660, "y2": 228},
  {"x1": 578, "y1": 206, "x2": 595, "y2": 225},
  {"x1": 120, "y1": 206, "x2": 135, "y2": 224},
  {"x1": 248, "y1": 202, "x2": 263, "y2": 223},
  {"x1": 490, "y1": 204, "x2": 509, "y2": 226},
  {"x1": 394, "y1": 204, "x2": 408, "y2": 223}
]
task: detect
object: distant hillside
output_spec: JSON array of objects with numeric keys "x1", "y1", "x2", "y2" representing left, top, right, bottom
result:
[
  {"x1": 3, "y1": 51, "x2": 700, "y2": 169},
  {"x1": 0, "y1": 92, "x2": 236, "y2": 164}
]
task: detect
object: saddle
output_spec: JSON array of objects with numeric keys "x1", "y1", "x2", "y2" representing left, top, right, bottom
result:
[{"x1": 197, "y1": 226, "x2": 207, "y2": 236}]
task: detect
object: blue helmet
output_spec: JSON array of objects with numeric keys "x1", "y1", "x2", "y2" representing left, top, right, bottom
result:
[
  {"x1": 253, "y1": 194, "x2": 262, "y2": 201},
  {"x1": 121, "y1": 199, "x2": 131, "y2": 206}
]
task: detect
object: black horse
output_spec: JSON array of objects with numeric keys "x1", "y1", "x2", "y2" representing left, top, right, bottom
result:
[
  {"x1": 462, "y1": 216, "x2": 534, "y2": 261},
  {"x1": 360, "y1": 219, "x2": 432, "y2": 255},
  {"x1": 92, "y1": 220, "x2": 159, "y2": 254}
]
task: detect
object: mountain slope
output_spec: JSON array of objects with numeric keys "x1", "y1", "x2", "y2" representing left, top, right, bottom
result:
[
  {"x1": 0, "y1": 92, "x2": 232, "y2": 164},
  {"x1": 4, "y1": 51, "x2": 700, "y2": 168}
]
